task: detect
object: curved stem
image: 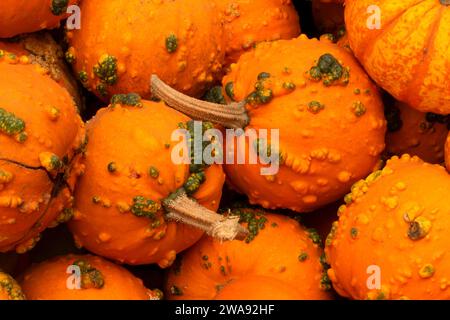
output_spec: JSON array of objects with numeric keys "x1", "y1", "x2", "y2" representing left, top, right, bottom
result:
[
  {"x1": 151, "y1": 75, "x2": 249, "y2": 129},
  {"x1": 163, "y1": 189, "x2": 249, "y2": 241}
]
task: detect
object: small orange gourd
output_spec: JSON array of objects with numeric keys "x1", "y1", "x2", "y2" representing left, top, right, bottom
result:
[
  {"x1": 165, "y1": 208, "x2": 331, "y2": 300},
  {"x1": 217, "y1": 0, "x2": 300, "y2": 66},
  {"x1": 69, "y1": 96, "x2": 247, "y2": 267},
  {"x1": 0, "y1": 33, "x2": 83, "y2": 110},
  {"x1": 0, "y1": 0, "x2": 78, "y2": 38},
  {"x1": 0, "y1": 51, "x2": 85, "y2": 254},
  {"x1": 345, "y1": 0, "x2": 450, "y2": 114},
  {"x1": 151, "y1": 35, "x2": 386, "y2": 213},
  {"x1": 385, "y1": 101, "x2": 449, "y2": 164},
  {"x1": 326, "y1": 154, "x2": 450, "y2": 299},
  {"x1": 20, "y1": 254, "x2": 161, "y2": 300},
  {"x1": 67, "y1": 0, "x2": 225, "y2": 100}
]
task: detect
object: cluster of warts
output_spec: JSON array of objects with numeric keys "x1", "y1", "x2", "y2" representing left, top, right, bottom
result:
[{"x1": 72, "y1": 260, "x2": 105, "y2": 289}]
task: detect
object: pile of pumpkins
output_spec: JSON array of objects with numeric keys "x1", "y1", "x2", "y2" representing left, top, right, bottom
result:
[{"x1": 1, "y1": 0, "x2": 450, "y2": 300}]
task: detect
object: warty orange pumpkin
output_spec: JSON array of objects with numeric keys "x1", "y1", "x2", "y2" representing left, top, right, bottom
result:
[
  {"x1": 326, "y1": 154, "x2": 450, "y2": 300},
  {"x1": 165, "y1": 208, "x2": 331, "y2": 300},
  {"x1": 69, "y1": 96, "x2": 247, "y2": 267},
  {"x1": 0, "y1": 51, "x2": 85, "y2": 254},
  {"x1": 20, "y1": 254, "x2": 161, "y2": 300},
  {"x1": 151, "y1": 35, "x2": 386, "y2": 213},
  {"x1": 385, "y1": 101, "x2": 449, "y2": 164},
  {"x1": 0, "y1": 32, "x2": 83, "y2": 111},
  {"x1": 0, "y1": 0, "x2": 78, "y2": 38},
  {"x1": 66, "y1": 0, "x2": 225, "y2": 101},
  {"x1": 345, "y1": 0, "x2": 450, "y2": 114}
]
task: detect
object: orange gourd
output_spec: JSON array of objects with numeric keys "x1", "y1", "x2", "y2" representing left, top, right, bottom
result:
[
  {"x1": 165, "y1": 208, "x2": 331, "y2": 300},
  {"x1": 20, "y1": 254, "x2": 161, "y2": 300},
  {"x1": 0, "y1": 52, "x2": 85, "y2": 254},
  {"x1": 68, "y1": 96, "x2": 247, "y2": 267},
  {"x1": 217, "y1": 0, "x2": 300, "y2": 66},
  {"x1": 67, "y1": 0, "x2": 225, "y2": 101},
  {"x1": 326, "y1": 154, "x2": 450, "y2": 299},
  {"x1": 151, "y1": 35, "x2": 386, "y2": 212},
  {"x1": 0, "y1": 271, "x2": 25, "y2": 300},
  {"x1": 0, "y1": 0, "x2": 78, "y2": 38},
  {"x1": 345, "y1": 0, "x2": 450, "y2": 114},
  {"x1": 385, "y1": 101, "x2": 449, "y2": 164},
  {"x1": 0, "y1": 33, "x2": 83, "y2": 111}
]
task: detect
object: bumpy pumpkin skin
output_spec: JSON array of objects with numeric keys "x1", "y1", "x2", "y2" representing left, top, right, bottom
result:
[
  {"x1": 69, "y1": 100, "x2": 225, "y2": 266},
  {"x1": 0, "y1": 33, "x2": 83, "y2": 111},
  {"x1": 0, "y1": 271, "x2": 25, "y2": 300},
  {"x1": 166, "y1": 211, "x2": 331, "y2": 300},
  {"x1": 217, "y1": 0, "x2": 300, "y2": 66},
  {"x1": 386, "y1": 102, "x2": 449, "y2": 164},
  {"x1": 21, "y1": 254, "x2": 160, "y2": 300},
  {"x1": 326, "y1": 155, "x2": 450, "y2": 300},
  {"x1": 0, "y1": 53, "x2": 85, "y2": 254},
  {"x1": 0, "y1": 0, "x2": 78, "y2": 38},
  {"x1": 222, "y1": 35, "x2": 386, "y2": 212},
  {"x1": 67, "y1": 0, "x2": 224, "y2": 101},
  {"x1": 345, "y1": 0, "x2": 450, "y2": 114}
]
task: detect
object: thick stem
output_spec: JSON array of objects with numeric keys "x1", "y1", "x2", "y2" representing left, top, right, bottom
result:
[
  {"x1": 163, "y1": 189, "x2": 249, "y2": 241},
  {"x1": 151, "y1": 75, "x2": 249, "y2": 129}
]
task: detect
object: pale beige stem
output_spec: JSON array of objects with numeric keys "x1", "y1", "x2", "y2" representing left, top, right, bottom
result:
[
  {"x1": 150, "y1": 75, "x2": 249, "y2": 129},
  {"x1": 164, "y1": 190, "x2": 248, "y2": 241}
]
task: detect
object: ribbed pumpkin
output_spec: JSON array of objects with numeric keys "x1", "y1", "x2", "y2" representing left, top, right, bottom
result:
[
  {"x1": 0, "y1": 271, "x2": 25, "y2": 300},
  {"x1": 217, "y1": 0, "x2": 300, "y2": 66},
  {"x1": 0, "y1": 52, "x2": 85, "y2": 254},
  {"x1": 326, "y1": 154, "x2": 450, "y2": 300},
  {"x1": 345, "y1": 0, "x2": 450, "y2": 114},
  {"x1": 68, "y1": 96, "x2": 247, "y2": 267},
  {"x1": 151, "y1": 35, "x2": 386, "y2": 212},
  {"x1": 165, "y1": 208, "x2": 331, "y2": 300},
  {"x1": 0, "y1": 0, "x2": 78, "y2": 38},
  {"x1": 20, "y1": 254, "x2": 161, "y2": 300},
  {"x1": 0, "y1": 32, "x2": 83, "y2": 110},
  {"x1": 66, "y1": 0, "x2": 225, "y2": 101},
  {"x1": 385, "y1": 101, "x2": 449, "y2": 164}
]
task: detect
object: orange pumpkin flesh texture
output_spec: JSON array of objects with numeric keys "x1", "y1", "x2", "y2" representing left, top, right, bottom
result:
[
  {"x1": 69, "y1": 99, "x2": 226, "y2": 267},
  {"x1": 0, "y1": 33, "x2": 83, "y2": 111},
  {"x1": 385, "y1": 102, "x2": 449, "y2": 164},
  {"x1": 0, "y1": 52, "x2": 85, "y2": 254},
  {"x1": 217, "y1": 0, "x2": 300, "y2": 66},
  {"x1": 345, "y1": 0, "x2": 450, "y2": 114},
  {"x1": 326, "y1": 155, "x2": 450, "y2": 300},
  {"x1": 0, "y1": 0, "x2": 78, "y2": 38},
  {"x1": 165, "y1": 209, "x2": 331, "y2": 300},
  {"x1": 20, "y1": 254, "x2": 161, "y2": 300},
  {"x1": 0, "y1": 271, "x2": 25, "y2": 300},
  {"x1": 221, "y1": 35, "x2": 386, "y2": 212},
  {"x1": 67, "y1": 0, "x2": 300, "y2": 101}
]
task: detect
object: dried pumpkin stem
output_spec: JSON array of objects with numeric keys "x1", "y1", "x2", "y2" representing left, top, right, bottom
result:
[
  {"x1": 151, "y1": 75, "x2": 249, "y2": 129},
  {"x1": 163, "y1": 190, "x2": 249, "y2": 241}
]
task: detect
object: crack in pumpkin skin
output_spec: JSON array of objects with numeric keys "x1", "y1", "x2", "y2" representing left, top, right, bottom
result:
[
  {"x1": 326, "y1": 155, "x2": 450, "y2": 300},
  {"x1": 165, "y1": 210, "x2": 331, "y2": 300},
  {"x1": 0, "y1": 0, "x2": 79, "y2": 38},
  {"x1": 0, "y1": 51, "x2": 86, "y2": 254}
]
